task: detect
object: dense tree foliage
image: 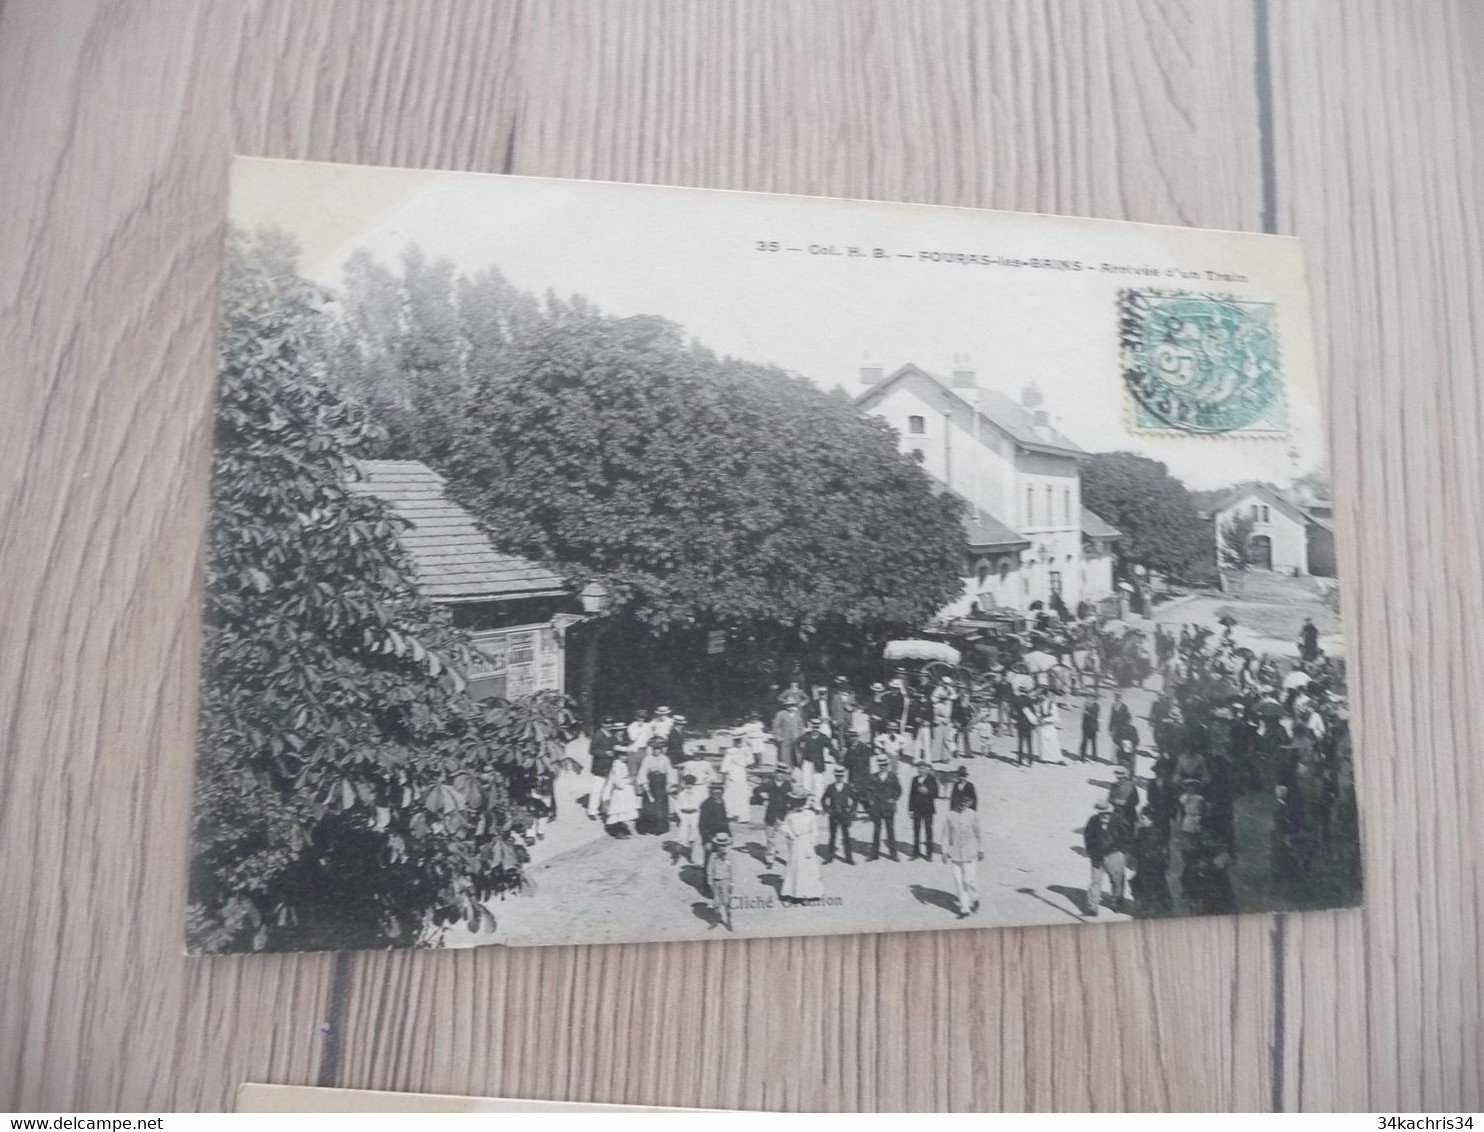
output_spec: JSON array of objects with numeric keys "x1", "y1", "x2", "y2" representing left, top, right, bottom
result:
[
  {"x1": 322, "y1": 247, "x2": 968, "y2": 711},
  {"x1": 191, "y1": 230, "x2": 572, "y2": 953},
  {"x1": 436, "y1": 306, "x2": 967, "y2": 636},
  {"x1": 327, "y1": 247, "x2": 542, "y2": 462},
  {"x1": 1221, "y1": 511, "x2": 1257, "y2": 571},
  {"x1": 1081, "y1": 452, "x2": 1213, "y2": 583}
]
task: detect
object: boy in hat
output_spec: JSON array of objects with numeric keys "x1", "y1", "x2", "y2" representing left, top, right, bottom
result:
[{"x1": 706, "y1": 832, "x2": 735, "y2": 930}]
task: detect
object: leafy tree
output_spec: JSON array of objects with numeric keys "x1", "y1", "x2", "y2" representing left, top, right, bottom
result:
[
  {"x1": 1293, "y1": 463, "x2": 1331, "y2": 503},
  {"x1": 325, "y1": 246, "x2": 542, "y2": 462},
  {"x1": 1080, "y1": 452, "x2": 1212, "y2": 583},
  {"x1": 433, "y1": 305, "x2": 966, "y2": 657},
  {"x1": 191, "y1": 229, "x2": 572, "y2": 953},
  {"x1": 1220, "y1": 511, "x2": 1257, "y2": 571}
]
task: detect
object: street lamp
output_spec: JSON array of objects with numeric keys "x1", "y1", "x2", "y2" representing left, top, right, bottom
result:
[{"x1": 579, "y1": 579, "x2": 611, "y2": 616}]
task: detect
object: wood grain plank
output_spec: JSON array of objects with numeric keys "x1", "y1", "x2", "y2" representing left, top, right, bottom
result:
[
  {"x1": 0, "y1": 0, "x2": 346, "y2": 1111},
  {"x1": 1269, "y1": 0, "x2": 1484, "y2": 1112}
]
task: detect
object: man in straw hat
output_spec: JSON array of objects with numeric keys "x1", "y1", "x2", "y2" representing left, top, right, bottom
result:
[
  {"x1": 706, "y1": 831, "x2": 735, "y2": 930},
  {"x1": 942, "y1": 775, "x2": 984, "y2": 917},
  {"x1": 1084, "y1": 800, "x2": 1128, "y2": 916},
  {"x1": 820, "y1": 765, "x2": 860, "y2": 865},
  {"x1": 907, "y1": 759, "x2": 940, "y2": 860},
  {"x1": 864, "y1": 754, "x2": 902, "y2": 862}
]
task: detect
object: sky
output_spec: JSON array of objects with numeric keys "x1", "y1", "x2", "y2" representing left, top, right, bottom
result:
[{"x1": 230, "y1": 158, "x2": 1329, "y2": 491}]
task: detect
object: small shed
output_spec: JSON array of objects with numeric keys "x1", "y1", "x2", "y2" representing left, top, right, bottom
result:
[{"x1": 349, "y1": 459, "x2": 571, "y2": 700}]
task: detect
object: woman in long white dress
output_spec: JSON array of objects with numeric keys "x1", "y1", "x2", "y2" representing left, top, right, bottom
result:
[
  {"x1": 1035, "y1": 690, "x2": 1063, "y2": 763},
  {"x1": 720, "y1": 740, "x2": 753, "y2": 823},
  {"x1": 780, "y1": 795, "x2": 823, "y2": 902},
  {"x1": 599, "y1": 758, "x2": 640, "y2": 837}
]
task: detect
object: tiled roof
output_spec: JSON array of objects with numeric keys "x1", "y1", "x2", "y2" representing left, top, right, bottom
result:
[
  {"x1": 964, "y1": 511, "x2": 1031, "y2": 551},
  {"x1": 348, "y1": 460, "x2": 567, "y2": 603},
  {"x1": 1207, "y1": 482, "x2": 1317, "y2": 528},
  {"x1": 1080, "y1": 507, "x2": 1122, "y2": 539},
  {"x1": 856, "y1": 364, "x2": 1085, "y2": 457},
  {"x1": 923, "y1": 480, "x2": 1030, "y2": 550}
]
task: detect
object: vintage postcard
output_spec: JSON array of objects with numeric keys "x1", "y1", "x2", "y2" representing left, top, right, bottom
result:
[{"x1": 188, "y1": 157, "x2": 1358, "y2": 954}]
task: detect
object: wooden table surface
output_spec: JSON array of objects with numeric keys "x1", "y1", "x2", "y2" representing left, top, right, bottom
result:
[{"x1": 2, "y1": 0, "x2": 1480, "y2": 1113}]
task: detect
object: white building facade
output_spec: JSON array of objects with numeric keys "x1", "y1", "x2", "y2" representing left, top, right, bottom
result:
[
  {"x1": 1210, "y1": 484, "x2": 1314, "y2": 575},
  {"x1": 856, "y1": 363, "x2": 1120, "y2": 616}
]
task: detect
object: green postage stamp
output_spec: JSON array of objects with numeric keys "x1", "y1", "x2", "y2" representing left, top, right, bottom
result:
[{"x1": 1119, "y1": 288, "x2": 1287, "y2": 437}]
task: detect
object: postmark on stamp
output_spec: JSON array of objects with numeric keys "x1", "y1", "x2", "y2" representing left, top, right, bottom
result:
[{"x1": 1119, "y1": 288, "x2": 1286, "y2": 436}]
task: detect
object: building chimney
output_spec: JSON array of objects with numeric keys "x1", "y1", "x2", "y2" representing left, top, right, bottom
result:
[
  {"x1": 950, "y1": 351, "x2": 976, "y2": 389},
  {"x1": 859, "y1": 362, "x2": 884, "y2": 386},
  {"x1": 1033, "y1": 409, "x2": 1050, "y2": 428},
  {"x1": 1021, "y1": 380, "x2": 1044, "y2": 410}
]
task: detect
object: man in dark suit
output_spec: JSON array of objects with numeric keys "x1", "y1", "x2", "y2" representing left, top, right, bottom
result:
[
  {"x1": 880, "y1": 675, "x2": 912, "y2": 735},
  {"x1": 586, "y1": 717, "x2": 622, "y2": 819},
  {"x1": 1109, "y1": 692, "x2": 1134, "y2": 744},
  {"x1": 864, "y1": 756, "x2": 902, "y2": 861},
  {"x1": 1079, "y1": 695, "x2": 1100, "y2": 762},
  {"x1": 843, "y1": 733, "x2": 873, "y2": 788},
  {"x1": 801, "y1": 684, "x2": 831, "y2": 730},
  {"x1": 820, "y1": 766, "x2": 859, "y2": 864},
  {"x1": 907, "y1": 760, "x2": 940, "y2": 859},
  {"x1": 1107, "y1": 763, "x2": 1140, "y2": 831},
  {"x1": 865, "y1": 681, "x2": 890, "y2": 739},
  {"x1": 797, "y1": 717, "x2": 834, "y2": 795},
  {"x1": 1084, "y1": 801, "x2": 1128, "y2": 916},
  {"x1": 948, "y1": 762, "x2": 978, "y2": 810},
  {"x1": 761, "y1": 767, "x2": 793, "y2": 865},
  {"x1": 1014, "y1": 693, "x2": 1036, "y2": 765},
  {"x1": 698, "y1": 780, "x2": 730, "y2": 876},
  {"x1": 827, "y1": 676, "x2": 855, "y2": 740}
]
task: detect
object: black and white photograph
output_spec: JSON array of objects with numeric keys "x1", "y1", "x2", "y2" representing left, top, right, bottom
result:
[{"x1": 188, "y1": 157, "x2": 1361, "y2": 954}]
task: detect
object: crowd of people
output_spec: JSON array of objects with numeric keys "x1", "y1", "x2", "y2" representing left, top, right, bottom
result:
[
  {"x1": 1080, "y1": 613, "x2": 1357, "y2": 917},
  {"x1": 575, "y1": 608, "x2": 1356, "y2": 927},
  {"x1": 582, "y1": 693, "x2": 988, "y2": 922}
]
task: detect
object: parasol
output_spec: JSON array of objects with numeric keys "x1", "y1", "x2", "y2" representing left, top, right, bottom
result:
[
  {"x1": 1282, "y1": 670, "x2": 1312, "y2": 690},
  {"x1": 1117, "y1": 581, "x2": 1135, "y2": 593},
  {"x1": 884, "y1": 639, "x2": 962, "y2": 665},
  {"x1": 1218, "y1": 614, "x2": 1238, "y2": 628}
]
